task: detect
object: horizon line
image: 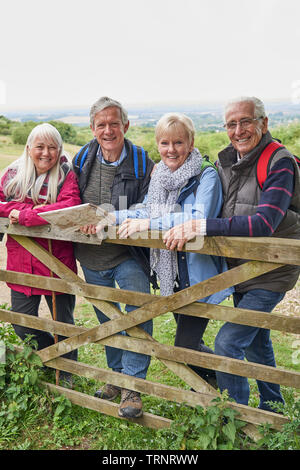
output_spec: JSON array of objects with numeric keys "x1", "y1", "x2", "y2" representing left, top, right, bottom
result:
[{"x1": 1, "y1": 97, "x2": 297, "y2": 114}]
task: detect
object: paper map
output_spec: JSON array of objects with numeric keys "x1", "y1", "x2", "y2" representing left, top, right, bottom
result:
[{"x1": 38, "y1": 203, "x2": 108, "y2": 230}]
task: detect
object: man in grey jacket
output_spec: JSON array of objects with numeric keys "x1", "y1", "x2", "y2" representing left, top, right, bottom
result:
[
  {"x1": 163, "y1": 96, "x2": 300, "y2": 411},
  {"x1": 73, "y1": 97, "x2": 155, "y2": 419}
]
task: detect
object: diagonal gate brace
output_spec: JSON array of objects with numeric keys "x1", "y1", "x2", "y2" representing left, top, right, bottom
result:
[{"x1": 37, "y1": 259, "x2": 282, "y2": 364}]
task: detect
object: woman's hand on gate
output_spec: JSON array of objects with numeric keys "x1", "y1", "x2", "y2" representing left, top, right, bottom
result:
[
  {"x1": 118, "y1": 218, "x2": 150, "y2": 238},
  {"x1": 8, "y1": 209, "x2": 20, "y2": 224}
]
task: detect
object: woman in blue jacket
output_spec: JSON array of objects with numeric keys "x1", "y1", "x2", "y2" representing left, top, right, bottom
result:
[{"x1": 97, "y1": 113, "x2": 233, "y2": 386}]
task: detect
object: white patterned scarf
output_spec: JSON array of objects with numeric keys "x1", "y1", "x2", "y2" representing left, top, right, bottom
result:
[{"x1": 147, "y1": 148, "x2": 203, "y2": 295}]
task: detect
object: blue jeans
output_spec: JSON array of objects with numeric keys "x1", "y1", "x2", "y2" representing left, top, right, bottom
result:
[
  {"x1": 82, "y1": 259, "x2": 152, "y2": 379},
  {"x1": 214, "y1": 289, "x2": 285, "y2": 412}
]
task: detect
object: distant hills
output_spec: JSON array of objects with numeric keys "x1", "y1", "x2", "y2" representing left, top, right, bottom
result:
[{"x1": 2, "y1": 101, "x2": 300, "y2": 132}]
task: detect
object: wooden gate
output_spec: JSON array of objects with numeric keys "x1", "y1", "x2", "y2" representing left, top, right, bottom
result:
[{"x1": 0, "y1": 216, "x2": 299, "y2": 441}]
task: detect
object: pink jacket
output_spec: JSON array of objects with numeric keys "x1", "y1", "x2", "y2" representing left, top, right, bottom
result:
[{"x1": 0, "y1": 168, "x2": 81, "y2": 296}]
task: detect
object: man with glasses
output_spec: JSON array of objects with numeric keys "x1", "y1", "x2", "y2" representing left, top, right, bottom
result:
[{"x1": 163, "y1": 96, "x2": 300, "y2": 412}]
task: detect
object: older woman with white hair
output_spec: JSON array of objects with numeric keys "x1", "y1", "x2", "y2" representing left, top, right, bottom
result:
[
  {"x1": 0, "y1": 123, "x2": 81, "y2": 386},
  {"x1": 97, "y1": 113, "x2": 233, "y2": 387}
]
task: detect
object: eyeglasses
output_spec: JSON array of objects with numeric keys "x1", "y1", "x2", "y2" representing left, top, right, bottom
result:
[{"x1": 223, "y1": 117, "x2": 263, "y2": 131}]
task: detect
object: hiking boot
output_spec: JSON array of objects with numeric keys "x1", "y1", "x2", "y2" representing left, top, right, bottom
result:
[
  {"x1": 118, "y1": 389, "x2": 143, "y2": 418},
  {"x1": 94, "y1": 383, "x2": 121, "y2": 401}
]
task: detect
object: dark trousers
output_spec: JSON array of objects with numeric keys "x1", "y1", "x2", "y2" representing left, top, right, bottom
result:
[
  {"x1": 174, "y1": 313, "x2": 216, "y2": 381},
  {"x1": 11, "y1": 290, "x2": 77, "y2": 362}
]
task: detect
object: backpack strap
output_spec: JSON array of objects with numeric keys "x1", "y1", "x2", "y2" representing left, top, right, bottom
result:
[
  {"x1": 74, "y1": 141, "x2": 147, "y2": 179},
  {"x1": 201, "y1": 155, "x2": 218, "y2": 172},
  {"x1": 73, "y1": 143, "x2": 90, "y2": 173},
  {"x1": 256, "y1": 141, "x2": 284, "y2": 189},
  {"x1": 193, "y1": 155, "x2": 217, "y2": 196},
  {"x1": 132, "y1": 144, "x2": 147, "y2": 178}
]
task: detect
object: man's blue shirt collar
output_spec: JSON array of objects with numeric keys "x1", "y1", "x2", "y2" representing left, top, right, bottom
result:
[{"x1": 97, "y1": 143, "x2": 127, "y2": 166}]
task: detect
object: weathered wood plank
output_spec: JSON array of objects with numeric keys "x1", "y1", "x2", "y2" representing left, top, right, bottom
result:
[
  {"x1": 1, "y1": 269, "x2": 299, "y2": 334},
  {"x1": 10, "y1": 345, "x2": 287, "y2": 432},
  {"x1": 102, "y1": 334, "x2": 300, "y2": 389},
  {"x1": 6, "y1": 308, "x2": 299, "y2": 389},
  {"x1": 44, "y1": 380, "x2": 261, "y2": 441},
  {"x1": 46, "y1": 357, "x2": 288, "y2": 430},
  {"x1": 1, "y1": 217, "x2": 300, "y2": 265},
  {"x1": 37, "y1": 260, "x2": 281, "y2": 363},
  {"x1": 48, "y1": 357, "x2": 220, "y2": 409},
  {"x1": 0, "y1": 308, "x2": 80, "y2": 337},
  {"x1": 0, "y1": 268, "x2": 150, "y2": 305},
  {"x1": 44, "y1": 382, "x2": 172, "y2": 430},
  {"x1": 176, "y1": 302, "x2": 300, "y2": 334},
  {"x1": 198, "y1": 235, "x2": 300, "y2": 266},
  {"x1": 4, "y1": 309, "x2": 299, "y2": 388}
]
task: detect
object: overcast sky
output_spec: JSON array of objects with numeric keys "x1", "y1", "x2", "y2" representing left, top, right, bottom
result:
[{"x1": 1, "y1": 0, "x2": 300, "y2": 111}]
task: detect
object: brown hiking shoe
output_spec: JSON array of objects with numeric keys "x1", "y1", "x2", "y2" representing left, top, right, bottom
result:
[
  {"x1": 94, "y1": 383, "x2": 121, "y2": 401},
  {"x1": 118, "y1": 389, "x2": 143, "y2": 418}
]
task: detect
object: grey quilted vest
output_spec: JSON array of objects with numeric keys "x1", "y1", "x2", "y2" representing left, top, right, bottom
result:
[{"x1": 217, "y1": 131, "x2": 300, "y2": 293}]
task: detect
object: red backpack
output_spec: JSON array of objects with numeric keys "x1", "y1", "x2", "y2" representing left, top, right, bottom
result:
[{"x1": 256, "y1": 140, "x2": 300, "y2": 189}]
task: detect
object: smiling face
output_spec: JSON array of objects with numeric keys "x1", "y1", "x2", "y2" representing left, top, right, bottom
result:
[
  {"x1": 91, "y1": 106, "x2": 129, "y2": 162},
  {"x1": 225, "y1": 101, "x2": 268, "y2": 157},
  {"x1": 157, "y1": 125, "x2": 194, "y2": 172},
  {"x1": 28, "y1": 137, "x2": 60, "y2": 176}
]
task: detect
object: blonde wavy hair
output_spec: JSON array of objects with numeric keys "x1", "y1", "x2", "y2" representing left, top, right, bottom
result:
[{"x1": 3, "y1": 123, "x2": 71, "y2": 204}]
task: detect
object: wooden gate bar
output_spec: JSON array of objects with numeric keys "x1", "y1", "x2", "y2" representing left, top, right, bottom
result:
[
  {"x1": 2, "y1": 218, "x2": 300, "y2": 265},
  {"x1": 0, "y1": 268, "x2": 152, "y2": 306},
  {"x1": 196, "y1": 235, "x2": 300, "y2": 265},
  {"x1": 108, "y1": 233, "x2": 300, "y2": 265},
  {"x1": 177, "y1": 302, "x2": 300, "y2": 334},
  {"x1": 1, "y1": 269, "x2": 299, "y2": 334},
  {"x1": 4, "y1": 308, "x2": 299, "y2": 388},
  {"x1": 37, "y1": 260, "x2": 282, "y2": 363},
  {"x1": 10, "y1": 343, "x2": 289, "y2": 430},
  {"x1": 44, "y1": 382, "x2": 172, "y2": 430},
  {"x1": 102, "y1": 335, "x2": 300, "y2": 388},
  {"x1": 46, "y1": 358, "x2": 288, "y2": 430}
]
